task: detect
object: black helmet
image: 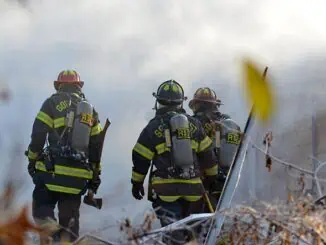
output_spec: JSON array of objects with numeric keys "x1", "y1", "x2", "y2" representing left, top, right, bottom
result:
[{"x1": 153, "y1": 80, "x2": 187, "y2": 107}]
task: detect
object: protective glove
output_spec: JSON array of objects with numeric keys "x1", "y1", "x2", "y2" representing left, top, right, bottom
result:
[
  {"x1": 217, "y1": 168, "x2": 228, "y2": 182},
  {"x1": 28, "y1": 160, "x2": 42, "y2": 186},
  {"x1": 202, "y1": 175, "x2": 216, "y2": 190},
  {"x1": 132, "y1": 183, "x2": 144, "y2": 200},
  {"x1": 27, "y1": 160, "x2": 36, "y2": 178},
  {"x1": 209, "y1": 179, "x2": 224, "y2": 195},
  {"x1": 88, "y1": 176, "x2": 101, "y2": 194}
]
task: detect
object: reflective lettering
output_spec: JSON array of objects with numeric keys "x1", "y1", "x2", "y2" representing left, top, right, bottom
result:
[
  {"x1": 227, "y1": 132, "x2": 240, "y2": 144},
  {"x1": 177, "y1": 128, "x2": 190, "y2": 139},
  {"x1": 56, "y1": 100, "x2": 69, "y2": 112}
]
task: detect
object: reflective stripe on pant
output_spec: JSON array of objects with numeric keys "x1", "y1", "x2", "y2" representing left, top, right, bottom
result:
[
  {"x1": 151, "y1": 177, "x2": 203, "y2": 202},
  {"x1": 35, "y1": 160, "x2": 92, "y2": 195},
  {"x1": 35, "y1": 161, "x2": 93, "y2": 179},
  {"x1": 32, "y1": 185, "x2": 81, "y2": 242}
]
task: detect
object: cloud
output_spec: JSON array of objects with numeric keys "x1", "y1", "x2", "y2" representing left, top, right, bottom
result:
[{"x1": 2, "y1": 0, "x2": 326, "y2": 240}]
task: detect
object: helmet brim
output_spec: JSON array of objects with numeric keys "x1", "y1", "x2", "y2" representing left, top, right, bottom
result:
[
  {"x1": 54, "y1": 81, "x2": 84, "y2": 90},
  {"x1": 153, "y1": 91, "x2": 186, "y2": 106},
  {"x1": 189, "y1": 98, "x2": 223, "y2": 107}
]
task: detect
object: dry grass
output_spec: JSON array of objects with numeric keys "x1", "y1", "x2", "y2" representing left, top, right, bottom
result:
[
  {"x1": 114, "y1": 195, "x2": 326, "y2": 244},
  {"x1": 216, "y1": 196, "x2": 326, "y2": 245}
]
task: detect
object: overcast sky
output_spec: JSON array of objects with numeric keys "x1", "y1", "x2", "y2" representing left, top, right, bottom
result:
[{"x1": 2, "y1": 0, "x2": 326, "y2": 241}]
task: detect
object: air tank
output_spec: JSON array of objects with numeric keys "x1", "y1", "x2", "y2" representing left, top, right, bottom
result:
[
  {"x1": 219, "y1": 118, "x2": 241, "y2": 168},
  {"x1": 169, "y1": 114, "x2": 194, "y2": 169},
  {"x1": 71, "y1": 100, "x2": 94, "y2": 153}
]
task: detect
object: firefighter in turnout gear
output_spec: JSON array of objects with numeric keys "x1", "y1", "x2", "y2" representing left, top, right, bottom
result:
[
  {"x1": 131, "y1": 80, "x2": 218, "y2": 244},
  {"x1": 189, "y1": 87, "x2": 241, "y2": 212},
  {"x1": 26, "y1": 70, "x2": 103, "y2": 243}
]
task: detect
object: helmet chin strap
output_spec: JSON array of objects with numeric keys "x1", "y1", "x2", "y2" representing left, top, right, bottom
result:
[
  {"x1": 155, "y1": 102, "x2": 182, "y2": 110},
  {"x1": 58, "y1": 83, "x2": 82, "y2": 91},
  {"x1": 157, "y1": 103, "x2": 167, "y2": 109}
]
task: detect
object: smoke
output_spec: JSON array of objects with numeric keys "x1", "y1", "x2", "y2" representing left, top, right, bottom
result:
[{"x1": 1, "y1": 0, "x2": 326, "y2": 240}]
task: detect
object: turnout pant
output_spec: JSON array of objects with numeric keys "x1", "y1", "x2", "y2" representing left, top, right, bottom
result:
[
  {"x1": 32, "y1": 185, "x2": 81, "y2": 242},
  {"x1": 190, "y1": 192, "x2": 220, "y2": 214},
  {"x1": 152, "y1": 197, "x2": 202, "y2": 245}
]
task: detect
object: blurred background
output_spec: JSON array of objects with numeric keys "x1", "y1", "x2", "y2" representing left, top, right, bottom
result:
[{"x1": 1, "y1": 0, "x2": 326, "y2": 242}]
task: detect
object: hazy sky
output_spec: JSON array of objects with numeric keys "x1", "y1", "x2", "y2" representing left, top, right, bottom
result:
[{"x1": 2, "y1": 0, "x2": 326, "y2": 241}]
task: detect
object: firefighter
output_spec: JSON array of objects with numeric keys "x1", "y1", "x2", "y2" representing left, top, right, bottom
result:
[
  {"x1": 189, "y1": 87, "x2": 241, "y2": 211},
  {"x1": 131, "y1": 80, "x2": 218, "y2": 244},
  {"x1": 26, "y1": 70, "x2": 103, "y2": 243}
]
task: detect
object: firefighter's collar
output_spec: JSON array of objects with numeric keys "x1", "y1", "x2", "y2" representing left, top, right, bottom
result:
[{"x1": 156, "y1": 107, "x2": 186, "y2": 116}]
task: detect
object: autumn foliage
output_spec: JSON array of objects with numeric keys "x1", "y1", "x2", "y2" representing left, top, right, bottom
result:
[
  {"x1": 0, "y1": 183, "x2": 42, "y2": 245},
  {"x1": 0, "y1": 205, "x2": 41, "y2": 245}
]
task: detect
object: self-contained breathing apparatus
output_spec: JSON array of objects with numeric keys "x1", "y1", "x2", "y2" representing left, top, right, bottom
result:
[
  {"x1": 42, "y1": 93, "x2": 94, "y2": 173},
  {"x1": 213, "y1": 118, "x2": 241, "y2": 179},
  {"x1": 162, "y1": 112, "x2": 197, "y2": 179}
]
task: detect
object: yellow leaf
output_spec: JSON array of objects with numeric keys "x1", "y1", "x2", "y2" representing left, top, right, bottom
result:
[{"x1": 243, "y1": 59, "x2": 275, "y2": 122}]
